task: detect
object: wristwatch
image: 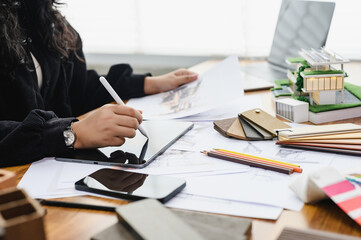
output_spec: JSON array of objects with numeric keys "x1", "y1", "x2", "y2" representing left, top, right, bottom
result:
[{"x1": 63, "y1": 123, "x2": 76, "y2": 148}]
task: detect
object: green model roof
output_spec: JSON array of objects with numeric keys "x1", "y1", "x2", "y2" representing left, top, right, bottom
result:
[
  {"x1": 287, "y1": 57, "x2": 310, "y2": 67},
  {"x1": 274, "y1": 79, "x2": 291, "y2": 88},
  {"x1": 303, "y1": 70, "x2": 344, "y2": 76}
]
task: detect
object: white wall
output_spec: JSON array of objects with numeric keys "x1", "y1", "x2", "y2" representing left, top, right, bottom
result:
[{"x1": 60, "y1": 0, "x2": 361, "y2": 59}]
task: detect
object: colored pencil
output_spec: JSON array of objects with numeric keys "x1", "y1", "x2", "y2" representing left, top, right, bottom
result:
[
  {"x1": 213, "y1": 149, "x2": 302, "y2": 173},
  {"x1": 214, "y1": 148, "x2": 300, "y2": 168},
  {"x1": 210, "y1": 150, "x2": 298, "y2": 173},
  {"x1": 202, "y1": 151, "x2": 294, "y2": 175}
]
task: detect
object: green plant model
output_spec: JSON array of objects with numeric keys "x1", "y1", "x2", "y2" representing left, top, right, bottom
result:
[{"x1": 295, "y1": 66, "x2": 305, "y2": 92}]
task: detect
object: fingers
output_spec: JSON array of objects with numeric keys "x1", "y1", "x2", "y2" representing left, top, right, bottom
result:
[
  {"x1": 173, "y1": 69, "x2": 198, "y2": 86},
  {"x1": 175, "y1": 74, "x2": 198, "y2": 85},
  {"x1": 107, "y1": 136, "x2": 126, "y2": 147},
  {"x1": 174, "y1": 68, "x2": 197, "y2": 76},
  {"x1": 97, "y1": 105, "x2": 144, "y2": 144},
  {"x1": 107, "y1": 104, "x2": 143, "y2": 124},
  {"x1": 74, "y1": 103, "x2": 145, "y2": 149}
]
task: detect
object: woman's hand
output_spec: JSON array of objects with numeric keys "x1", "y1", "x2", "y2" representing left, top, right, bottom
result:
[
  {"x1": 71, "y1": 104, "x2": 142, "y2": 149},
  {"x1": 144, "y1": 69, "x2": 198, "y2": 95}
]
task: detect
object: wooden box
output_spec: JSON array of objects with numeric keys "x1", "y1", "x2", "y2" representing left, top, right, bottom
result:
[
  {"x1": 0, "y1": 188, "x2": 46, "y2": 240},
  {"x1": 0, "y1": 170, "x2": 16, "y2": 190}
]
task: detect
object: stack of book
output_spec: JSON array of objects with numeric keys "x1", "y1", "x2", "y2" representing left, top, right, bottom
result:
[{"x1": 276, "y1": 123, "x2": 361, "y2": 155}]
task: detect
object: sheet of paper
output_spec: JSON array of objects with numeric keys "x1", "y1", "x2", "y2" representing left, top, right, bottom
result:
[
  {"x1": 165, "y1": 192, "x2": 283, "y2": 220},
  {"x1": 18, "y1": 158, "x2": 282, "y2": 220},
  {"x1": 127, "y1": 55, "x2": 244, "y2": 119},
  {"x1": 184, "y1": 172, "x2": 304, "y2": 211},
  {"x1": 179, "y1": 94, "x2": 262, "y2": 122},
  {"x1": 18, "y1": 158, "x2": 105, "y2": 199},
  {"x1": 126, "y1": 124, "x2": 250, "y2": 175}
]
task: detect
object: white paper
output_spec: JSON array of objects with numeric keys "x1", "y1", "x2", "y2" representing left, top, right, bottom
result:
[
  {"x1": 184, "y1": 171, "x2": 304, "y2": 211},
  {"x1": 18, "y1": 158, "x2": 105, "y2": 199},
  {"x1": 127, "y1": 55, "x2": 244, "y2": 119},
  {"x1": 124, "y1": 122, "x2": 336, "y2": 210},
  {"x1": 127, "y1": 122, "x2": 356, "y2": 211},
  {"x1": 18, "y1": 157, "x2": 281, "y2": 220},
  {"x1": 125, "y1": 123, "x2": 249, "y2": 175},
  {"x1": 179, "y1": 94, "x2": 262, "y2": 122},
  {"x1": 128, "y1": 149, "x2": 250, "y2": 175},
  {"x1": 165, "y1": 192, "x2": 283, "y2": 220}
]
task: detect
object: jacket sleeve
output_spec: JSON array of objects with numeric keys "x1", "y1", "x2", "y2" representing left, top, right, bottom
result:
[
  {"x1": 68, "y1": 37, "x2": 150, "y2": 116},
  {"x1": 0, "y1": 109, "x2": 76, "y2": 167}
]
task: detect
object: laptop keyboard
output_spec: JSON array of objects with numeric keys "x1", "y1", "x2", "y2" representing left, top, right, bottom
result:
[{"x1": 240, "y1": 63, "x2": 287, "y2": 82}]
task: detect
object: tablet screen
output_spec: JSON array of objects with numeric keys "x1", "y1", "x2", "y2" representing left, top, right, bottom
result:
[{"x1": 56, "y1": 121, "x2": 193, "y2": 168}]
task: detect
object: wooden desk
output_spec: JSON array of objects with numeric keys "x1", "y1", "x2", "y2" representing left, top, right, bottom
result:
[{"x1": 4, "y1": 60, "x2": 361, "y2": 240}]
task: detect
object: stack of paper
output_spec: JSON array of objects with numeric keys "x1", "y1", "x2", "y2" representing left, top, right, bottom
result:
[{"x1": 276, "y1": 123, "x2": 361, "y2": 155}]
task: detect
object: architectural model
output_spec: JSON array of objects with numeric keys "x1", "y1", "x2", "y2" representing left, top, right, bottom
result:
[
  {"x1": 288, "y1": 47, "x2": 350, "y2": 105},
  {"x1": 275, "y1": 98, "x2": 308, "y2": 123},
  {"x1": 275, "y1": 47, "x2": 361, "y2": 124}
]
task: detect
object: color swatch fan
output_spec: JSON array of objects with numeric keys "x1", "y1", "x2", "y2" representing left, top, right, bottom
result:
[
  {"x1": 277, "y1": 123, "x2": 361, "y2": 155},
  {"x1": 214, "y1": 109, "x2": 290, "y2": 141},
  {"x1": 310, "y1": 167, "x2": 361, "y2": 226}
]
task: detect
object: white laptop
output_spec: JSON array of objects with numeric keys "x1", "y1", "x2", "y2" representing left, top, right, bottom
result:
[{"x1": 242, "y1": 0, "x2": 335, "y2": 91}]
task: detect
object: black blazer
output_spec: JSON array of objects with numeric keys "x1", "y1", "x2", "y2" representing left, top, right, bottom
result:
[{"x1": 0, "y1": 34, "x2": 149, "y2": 167}]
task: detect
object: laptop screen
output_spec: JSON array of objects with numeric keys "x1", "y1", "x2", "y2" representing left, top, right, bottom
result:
[{"x1": 268, "y1": 0, "x2": 335, "y2": 69}]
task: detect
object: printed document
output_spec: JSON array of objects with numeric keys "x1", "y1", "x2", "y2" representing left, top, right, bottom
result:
[{"x1": 127, "y1": 55, "x2": 244, "y2": 119}]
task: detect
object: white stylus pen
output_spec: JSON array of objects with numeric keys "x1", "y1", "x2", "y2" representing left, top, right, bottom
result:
[{"x1": 99, "y1": 76, "x2": 148, "y2": 138}]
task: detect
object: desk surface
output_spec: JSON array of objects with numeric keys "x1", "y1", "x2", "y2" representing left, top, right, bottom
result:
[{"x1": 4, "y1": 60, "x2": 361, "y2": 240}]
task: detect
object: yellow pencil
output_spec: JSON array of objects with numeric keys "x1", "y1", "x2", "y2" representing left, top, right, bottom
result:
[{"x1": 213, "y1": 148, "x2": 300, "y2": 168}]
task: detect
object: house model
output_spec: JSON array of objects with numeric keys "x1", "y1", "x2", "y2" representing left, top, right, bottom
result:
[
  {"x1": 275, "y1": 47, "x2": 361, "y2": 124},
  {"x1": 287, "y1": 47, "x2": 350, "y2": 105}
]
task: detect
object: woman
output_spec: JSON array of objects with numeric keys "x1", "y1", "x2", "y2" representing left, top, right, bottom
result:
[{"x1": 0, "y1": 0, "x2": 198, "y2": 167}]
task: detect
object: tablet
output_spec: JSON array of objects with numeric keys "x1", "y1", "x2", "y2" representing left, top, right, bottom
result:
[
  {"x1": 55, "y1": 121, "x2": 193, "y2": 168},
  {"x1": 75, "y1": 168, "x2": 186, "y2": 203}
]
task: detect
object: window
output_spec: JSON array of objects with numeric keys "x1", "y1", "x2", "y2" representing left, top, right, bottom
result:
[{"x1": 60, "y1": 0, "x2": 361, "y2": 59}]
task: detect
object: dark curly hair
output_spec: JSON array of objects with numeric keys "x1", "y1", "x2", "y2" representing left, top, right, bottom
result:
[{"x1": 0, "y1": 0, "x2": 80, "y2": 77}]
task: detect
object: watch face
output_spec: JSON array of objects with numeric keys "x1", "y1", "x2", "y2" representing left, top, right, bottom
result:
[{"x1": 64, "y1": 129, "x2": 75, "y2": 147}]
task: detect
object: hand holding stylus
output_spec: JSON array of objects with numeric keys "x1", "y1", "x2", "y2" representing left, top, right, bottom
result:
[{"x1": 99, "y1": 76, "x2": 148, "y2": 138}]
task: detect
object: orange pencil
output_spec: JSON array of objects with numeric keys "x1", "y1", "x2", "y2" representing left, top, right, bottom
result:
[
  {"x1": 214, "y1": 148, "x2": 300, "y2": 168},
  {"x1": 212, "y1": 149, "x2": 302, "y2": 173},
  {"x1": 202, "y1": 151, "x2": 294, "y2": 175}
]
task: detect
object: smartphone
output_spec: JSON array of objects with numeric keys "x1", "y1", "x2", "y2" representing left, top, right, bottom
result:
[{"x1": 75, "y1": 168, "x2": 186, "y2": 203}]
